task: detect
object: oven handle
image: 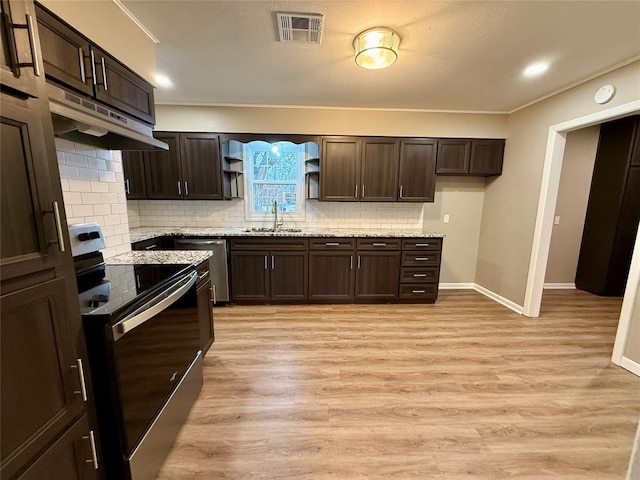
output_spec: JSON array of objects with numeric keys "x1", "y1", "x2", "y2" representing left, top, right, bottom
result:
[{"x1": 111, "y1": 270, "x2": 197, "y2": 341}]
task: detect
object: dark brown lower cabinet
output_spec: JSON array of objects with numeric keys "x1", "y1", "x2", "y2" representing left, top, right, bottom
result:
[
  {"x1": 355, "y1": 251, "x2": 401, "y2": 300},
  {"x1": 230, "y1": 251, "x2": 270, "y2": 301},
  {"x1": 308, "y1": 251, "x2": 355, "y2": 301},
  {"x1": 270, "y1": 252, "x2": 308, "y2": 301},
  {"x1": 196, "y1": 261, "x2": 214, "y2": 354}
]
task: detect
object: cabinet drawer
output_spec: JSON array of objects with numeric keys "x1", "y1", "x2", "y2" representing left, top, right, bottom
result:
[
  {"x1": 400, "y1": 267, "x2": 439, "y2": 283},
  {"x1": 402, "y1": 251, "x2": 441, "y2": 266},
  {"x1": 132, "y1": 237, "x2": 163, "y2": 251},
  {"x1": 402, "y1": 238, "x2": 442, "y2": 251},
  {"x1": 195, "y1": 259, "x2": 210, "y2": 286},
  {"x1": 356, "y1": 238, "x2": 401, "y2": 250},
  {"x1": 399, "y1": 284, "x2": 438, "y2": 300},
  {"x1": 230, "y1": 237, "x2": 308, "y2": 251},
  {"x1": 309, "y1": 238, "x2": 356, "y2": 250}
]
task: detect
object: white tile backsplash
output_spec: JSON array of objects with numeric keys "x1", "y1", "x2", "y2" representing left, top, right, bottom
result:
[
  {"x1": 128, "y1": 198, "x2": 424, "y2": 230},
  {"x1": 56, "y1": 139, "x2": 131, "y2": 259}
]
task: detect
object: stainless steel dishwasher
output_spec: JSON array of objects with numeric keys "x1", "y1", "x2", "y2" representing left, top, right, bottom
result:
[{"x1": 173, "y1": 238, "x2": 229, "y2": 303}]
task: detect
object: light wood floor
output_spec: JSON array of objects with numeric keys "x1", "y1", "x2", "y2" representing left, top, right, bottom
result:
[{"x1": 156, "y1": 290, "x2": 640, "y2": 479}]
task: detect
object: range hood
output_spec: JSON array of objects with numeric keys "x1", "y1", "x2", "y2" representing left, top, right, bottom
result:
[{"x1": 47, "y1": 83, "x2": 168, "y2": 151}]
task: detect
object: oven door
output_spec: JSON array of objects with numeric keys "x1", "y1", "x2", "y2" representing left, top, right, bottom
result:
[{"x1": 110, "y1": 270, "x2": 200, "y2": 454}]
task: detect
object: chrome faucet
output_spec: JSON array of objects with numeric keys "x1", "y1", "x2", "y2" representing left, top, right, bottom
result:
[{"x1": 272, "y1": 200, "x2": 284, "y2": 230}]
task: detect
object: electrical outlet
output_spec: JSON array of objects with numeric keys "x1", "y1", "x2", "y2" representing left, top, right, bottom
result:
[
  {"x1": 444, "y1": 214, "x2": 450, "y2": 224},
  {"x1": 554, "y1": 216, "x2": 560, "y2": 225}
]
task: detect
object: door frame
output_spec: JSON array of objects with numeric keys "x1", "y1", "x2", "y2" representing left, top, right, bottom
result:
[{"x1": 522, "y1": 99, "x2": 640, "y2": 371}]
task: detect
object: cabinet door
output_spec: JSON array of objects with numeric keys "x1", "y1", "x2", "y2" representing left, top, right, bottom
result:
[
  {"x1": 122, "y1": 151, "x2": 147, "y2": 199},
  {"x1": 355, "y1": 252, "x2": 400, "y2": 299},
  {"x1": 92, "y1": 45, "x2": 155, "y2": 124},
  {"x1": 398, "y1": 139, "x2": 436, "y2": 202},
  {"x1": 360, "y1": 138, "x2": 399, "y2": 202},
  {"x1": 0, "y1": 0, "x2": 42, "y2": 97},
  {"x1": 320, "y1": 137, "x2": 360, "y2": 201},
  {"x1": 308, "y1": 251, "x2": 355, "y2": 300},
  {"x1": 1, "y1": 278, "x2": 87, "y2": 479},
  {"x1": 144, "y1": 132, "x2": 182, "y2": 199},
  {"x1": 270, "y1": 251, "x2": 308, "y2": 301},
  {"x1": 196, "y1": 278, "x2": 214, "y2": 353},
  {"x1": 16, "y1": 415, "x2": 98, "y2": 480},
  {"x1": 230, "y1": 251, "x2": 270, "y2": 301},
  {"x1": 181, "y1": 133, "x2": 223, "y2": 200},
  {"x1": 469, "y1": 139, "x2": 505, "y2": 176},
  {"x1": 35, "y1": 4, "x2": 93, "y2": 96},
  {"x1": 436, "y1": 139, "x2": 471, "y2": 174},
  {"x1": 1, "y1": 95, "x2": 64, "y2": 280}
]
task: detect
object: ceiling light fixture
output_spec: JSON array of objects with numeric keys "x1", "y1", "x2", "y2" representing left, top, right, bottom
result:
[
  {"x1": 353, "y1": 27, "x2": 400, "y2": 70},
  {"x1": 523, "y1": 62, "x2": 549, "y2": 77}
]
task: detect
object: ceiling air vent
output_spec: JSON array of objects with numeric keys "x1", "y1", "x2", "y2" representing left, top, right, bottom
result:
[{"x1": 277, "y1": 12, "x2": 323, "y2": 44}]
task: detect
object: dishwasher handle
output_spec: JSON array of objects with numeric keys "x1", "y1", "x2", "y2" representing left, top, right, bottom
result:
[
  {"x1": 174, "y1": 239, "x2": 225, "y2": 248},
  {"x1": 111, "y1": 271, "x2": 197, "y2": 341}
]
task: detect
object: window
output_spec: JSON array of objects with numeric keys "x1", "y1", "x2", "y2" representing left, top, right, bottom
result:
[{"x1": 244, "y1": 141, "x2": 305, "y2": 221}]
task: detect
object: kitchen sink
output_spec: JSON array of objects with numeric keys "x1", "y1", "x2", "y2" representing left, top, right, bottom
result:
[{"x1": 244, "y1": 227, "x2": 302, "y2": 233}]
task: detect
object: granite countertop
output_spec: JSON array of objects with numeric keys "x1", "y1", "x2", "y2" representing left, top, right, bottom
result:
[
  {"x1": 129, "y1": 227, "x2": 445, "y2": 243},
  {"x1": 107, "y1": 250, "x2": 213, "y2": 266}
]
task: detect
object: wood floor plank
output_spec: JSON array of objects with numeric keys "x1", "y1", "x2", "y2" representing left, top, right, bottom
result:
[{"x1": 156, "y1": 290, "x2": 640, "y2": 479}]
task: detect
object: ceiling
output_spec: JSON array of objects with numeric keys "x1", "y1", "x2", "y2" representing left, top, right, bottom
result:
[{"x1": 121, "y1": 1, "x2": 640, "y2": 113}]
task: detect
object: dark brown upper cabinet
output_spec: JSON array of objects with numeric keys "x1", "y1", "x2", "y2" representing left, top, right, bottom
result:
[
  {"x1": 122, "y1": 151, "x2": 147, "y2": 199},
  {"x1": 35, "y1": 3, "x2": 156, "y2": 125},
  {"x1": 144, "y1": 132, "x2": 222, "y2": 200},
  {"x1": 320, "y1": 136, "x2": 399, "y2": 202},
  {"x1": 398, "y1": 139, "x2": 437, "y2": 202},
  {"x1": 0, "y1": 0, "x2": 43, "y2": 97},
  {"x1": 436, "y1": 138, "x2": 504, "y2": 176}
]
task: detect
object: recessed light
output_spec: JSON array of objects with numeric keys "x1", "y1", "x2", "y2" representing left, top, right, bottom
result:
[
  {"x1": 155, "y1": 74, "x2": 173, "y2": 88},
  {"x1": 523, "y1": 62, "x2": 549, "y2": 77}
]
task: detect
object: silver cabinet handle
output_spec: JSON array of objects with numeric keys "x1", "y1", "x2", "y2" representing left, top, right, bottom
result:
[
  {"x1": 125, "y1": 178, "x2": 131, "y2": 194},
  {"x1": 90, "y1": 50, "x2": 97, "y2": 86},
  {"x1": 355, "y1": 184, "x2": 358, "y2": 198},
  {"x1": 350, "y1": 255, "x2": 353, "y2": 270},
  {"x1": 211, "y1": 284, "x2": 217, "y2": 304},
  {"x1": 71, "y1": 358, "x2": 88, "y2": 402},
  {"x1": 357, "y1": 255, "x2": 361, "y2": 269},
  {"x1": 25, "y1": 14, "x2": 41, "y2": 77},
  {"x1": 399, "y1": 185, "x2": 403, "y2": 199},
  {"x1": 325, "y1": 242, "x2": 340, "y2": 246},
  {"x1": 197, "y1": 270, "x2": 209, "y2": 282},
  {"x1": 52, "y1": 201, "x2": 66, "y2": 252},
  {"x1": 415, "y1": 257, "x2": 430, "y2": 261},
  {"x1": 264, "y1": 255, "x2": 267, "y2": 270},
  {"x1": 112, "y1": 271, "x2": 197, "y2": 341},
  {"x1": 413, "y1": 274, "x2": 427, "y2": 277},
  {"x1": 101, "y1": 57, "x2": 108, "y2": 90},
  {"x1": 362, "y1": 184, "x2": 365, "y2": 198},
  {"x1": 271, "y1": 255, "x2": 275, "y2": 269},
  {"x1": 412, "y1": 290, "x2": 426, "y2": 294},
  {"x1": 416, "y1": 243, "x2": 431, "y2": 247},
  {"x1": 372, "y1": 243, "x2": 387, "y2": 247},
  {"x1": 184, "y1": 181, "x2": 189, "y2": 196},
  {"x1": 177, "y1": 181, "x2": 182, "y2": 195},
  {"x1": 78, "y1": 47, "x2": 86, "y2": 83},
  {"x1": 83, "y1": 431, "x2": 99, "y2": 470},
  {"x1": 145, "y1": 244, "x2": 157, "y2": 250}
]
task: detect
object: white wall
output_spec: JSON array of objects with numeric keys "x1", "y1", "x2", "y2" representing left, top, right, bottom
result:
[
  {"x1": 544, "y1": 126, "x2": 600, "y2": 285},
  {"x1": 55, "y1": 139, "x2": 131, "y2": 259},
  {"x1": 476, "y1": 60, "x2": 640, "y2": 307}
]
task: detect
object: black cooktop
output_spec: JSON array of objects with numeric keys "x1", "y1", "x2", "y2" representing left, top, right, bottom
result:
[{"x1": 78, "y1": 263, "x2": 191, "y2": 317}]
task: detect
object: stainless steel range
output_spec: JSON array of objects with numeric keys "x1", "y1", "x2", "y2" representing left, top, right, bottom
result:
[{"x1": 71, "y1": 223, "x2": 203, "y2": 480}]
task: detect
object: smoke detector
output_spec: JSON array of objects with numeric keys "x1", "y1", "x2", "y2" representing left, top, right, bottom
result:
[{"x1": 276, "y1": 13, "x2": 323, "y2": 44}]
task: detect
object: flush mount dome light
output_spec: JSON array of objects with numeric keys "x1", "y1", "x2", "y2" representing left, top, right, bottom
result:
[{"x1": 353, "y1": 27, "x2": 400, "y2": 70}]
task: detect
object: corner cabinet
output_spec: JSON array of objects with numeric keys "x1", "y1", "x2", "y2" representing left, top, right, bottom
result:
[
  {"x1": 136, "y1": 132, "x2": 223, "y2": 200},
  {"x1": 436, "y1": 138, "x2": 504, "y2": 176},
  {"x1": 1, "y1": 1, "x2": 100, "y2": 477}
]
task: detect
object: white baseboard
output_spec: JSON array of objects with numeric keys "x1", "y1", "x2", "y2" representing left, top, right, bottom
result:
[
  {"x1": 620, "y1": 357, "x2": 640, "y2": 377},
  {"x1": 438, "y1": 283, "x2": 475, "y2": 289},
  {"x1": 544, "y1": 283, "x2": 576, "y2": 289},
  {"x1": 472, "y1": 284, "x2": 524, "y2": 315}
]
